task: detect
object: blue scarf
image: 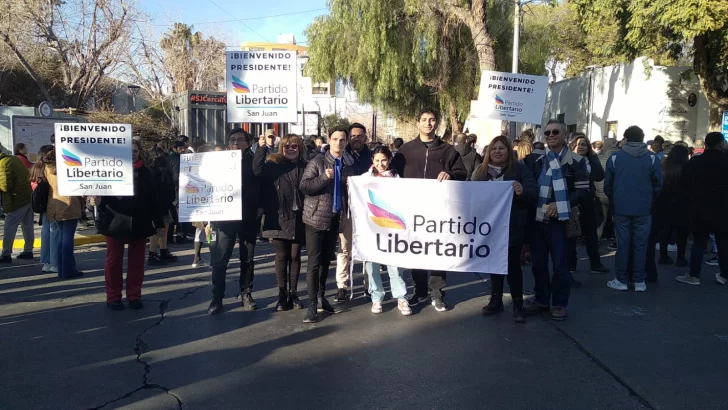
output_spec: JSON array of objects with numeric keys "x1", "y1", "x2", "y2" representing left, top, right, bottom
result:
[
  {"x1": 536, "y1": 146, "x2": 571, "y2": 222},
  {"x1": 332, "y1": 158, "x2": 342, "y2": 213}
]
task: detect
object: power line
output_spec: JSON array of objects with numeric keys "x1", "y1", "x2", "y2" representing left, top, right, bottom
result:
[
  {"x1": 151, "y1": 8, "x2": 327, "y2": 27},
  {"x1": 208, "y1": 0, "x2": 271, "y2": 42}
]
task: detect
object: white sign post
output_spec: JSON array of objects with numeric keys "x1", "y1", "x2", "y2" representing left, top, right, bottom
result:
[
  {"x1": 55, "y1": 123, "x2": 133, "y2": 196},
  {"x1": 350, "y1": 178, "x2": 513, "y2": 274},
  {"x1": 178, "y1": 150, "x2": 242, "y2": 222},
  {"x1": 226, "y1": 51, "x2": 298, "y2": 123},
  {"x1": 477, "y1": 70, "x2": 549, "y2": 124}
]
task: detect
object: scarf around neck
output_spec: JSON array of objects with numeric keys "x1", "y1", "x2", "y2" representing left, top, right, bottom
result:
[{"x1": 536, "y1": 146, "x2": 571, "y2": 222}]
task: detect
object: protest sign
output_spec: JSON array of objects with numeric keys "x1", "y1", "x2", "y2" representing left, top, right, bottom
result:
[
  {"x1": 350, "y1": 178, "x2": 513, "y2": 274},
  {"x1": 477, "y1": 70, "x2": 548, "y2": 124},
  {"x1": 178, "y1": 150, "x2": 242, "y2": 222},
  {"x1": 54, "y1": 123, "x2": 133, "y2": 196},
  {"x1": 226, "y1": 51, "x2": 297, "y2": 123}
]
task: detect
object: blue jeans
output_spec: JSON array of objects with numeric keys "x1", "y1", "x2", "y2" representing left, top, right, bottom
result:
[
  {"x1": 50, "y1": 219, "x2": 78, "y2": 278},
  {"x1": 40, "y1": 213, "x2": 52, "y2": 265},
  {"x1": 365, "y1": 262, "x2": 407, "y2": 302},
  {"x1": 614, "y1": 215, "x2": 651, "y2": 284},
  {"x1": 530, "y1": 222, "x2": 570, "y2": 308}
]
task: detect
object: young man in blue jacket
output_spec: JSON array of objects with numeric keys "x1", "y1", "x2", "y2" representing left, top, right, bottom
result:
[{"x1": 604, "y1": 126, "x2": 663, "y2": 292}]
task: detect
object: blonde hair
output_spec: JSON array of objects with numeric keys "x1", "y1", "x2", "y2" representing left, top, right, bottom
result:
[
  {"x1": 514, "y1": 140, "x2": 533, "y2": 160},
  {"x1": 277, "y1": 134, "x2": 305, "y2": 161}
]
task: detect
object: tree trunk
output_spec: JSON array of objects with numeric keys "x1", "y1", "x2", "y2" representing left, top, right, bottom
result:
[
  {"x1": 1, "y1": 32, "x2": 55, "y2": 107},
  {"x1": 448, "y1": 99, "x2": 461, "y2": 134},
  {"x1": 468, "y1": 1, "x2": 497, "y2": 72},
  {"x1": 693, "y1": 34, "x2": 728, "y2": 132}
]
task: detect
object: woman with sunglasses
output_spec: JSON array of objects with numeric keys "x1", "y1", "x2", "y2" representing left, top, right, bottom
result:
[{"x1": 253, "y1": 134, "x2": 308, "y2": 311}]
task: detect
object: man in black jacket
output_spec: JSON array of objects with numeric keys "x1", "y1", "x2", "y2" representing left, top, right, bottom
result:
[
  {"x1": 334, "y1": 123, "x2": 374, "y2": 302},
  {"x1": 300, "y1": 127, "x2": 354, "y2": 322},
  {"x1": 167, "y1": 141, "x2": 188, "y2": 245},
  {"x1": 391, "y1": 108, "x2": 467, "y2": 312},
  {"x1": 453, "y1": 133, "x2": 483, "y2": 180},
  {"x1": 207, "y1": 129, "x2": 261, "y2": 315},
  {"x1": 676, "y1": 132, "x2": 728, "y2": 286}
]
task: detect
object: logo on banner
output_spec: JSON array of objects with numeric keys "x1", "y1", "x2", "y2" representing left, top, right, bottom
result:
[
  {"x1": 62, "y1": 149, "x2": 82, "y2": 167},
  {"x1": 495, "y1": 95, "x2": 505, "y2": 105},
  {"x1": 367, "y1": 190, "x2": 406, "y2": 229},
  {"x1": 185, "y1": 183, "x2": 200, "y2": 194},
  {"x1": 232, "y1": 76, "x2": 251, "y2": 94}
]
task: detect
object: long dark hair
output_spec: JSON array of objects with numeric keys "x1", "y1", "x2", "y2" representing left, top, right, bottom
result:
[
  {"x1": 147, "y1": 146, "x2": 169, "y2": 168},
  {"x1": 29, "y1": 145, "x2": 54, "y2": 182},
  {"x1": 371, "y1": 146, "x2": 395, "y2": 176},
  {"x1": 473, "y1": 135, "x2": 517, "y2": 180},
  {"x1": 662, "y1": 144, "x2": 689, "y2": 187}
]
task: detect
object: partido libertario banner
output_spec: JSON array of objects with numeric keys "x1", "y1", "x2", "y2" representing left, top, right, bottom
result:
[{"x1": 350, "y1": 178, "x2": 513, "y2": 274}]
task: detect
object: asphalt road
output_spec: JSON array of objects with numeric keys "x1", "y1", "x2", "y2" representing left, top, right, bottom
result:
[{"x1": 0, "y1": 241, "x2": 726, "y2": 410}]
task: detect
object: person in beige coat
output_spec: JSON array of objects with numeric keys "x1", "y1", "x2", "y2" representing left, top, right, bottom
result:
[{"x1": 44, "y1": 150, "x2": 84, "y2": 278}]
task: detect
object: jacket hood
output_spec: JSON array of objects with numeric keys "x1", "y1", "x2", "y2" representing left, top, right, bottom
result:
[
  {"x1": 454, "y1": 144, "x2": 473, "y2": 157},
  {"x1": 622, "y1": 141, "x2": 649, "y2": 157}
]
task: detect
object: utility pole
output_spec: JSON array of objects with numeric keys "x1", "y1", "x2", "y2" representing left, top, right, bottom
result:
[{"x1": 509, "y1": 0, "x2": 521, "y2": 140}]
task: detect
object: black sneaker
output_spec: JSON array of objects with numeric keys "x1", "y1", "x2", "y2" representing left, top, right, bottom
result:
[
  {"x1": 0, "y1": 255, "x2": 12, "y2": 263},
  {"x1": 318, "y1": 297, "x2": 341, "y2": 314},
  {"x1": 431, "y1": 298, "x2": 447, "y2": 312},
  {"x1": 481, "y1": 297, "x2": 504, "y2": 315},
  {"x1": 106, "y1": 300, "x2": 124, "y2": 311},
  {"x1": 590, "y1": 264, "x2": 609, "y2": 274},
  {"x1": 513, "y1": 303, "x2": 526, "y2": 323},
  {"x1": 128, "y1": 299, "x2": 144, "y2": 309},
  {"x1": 159, "y1": 249, "x2": 178, "y2": 263},
  {"x1": 241, "y1": 293, "x2": 257, "y2": 311},
  {"x1": 148, "y1": 253, "x2": 165, "y2": 265},
  {"x1": 275, "y1": 290, "x2": 289, "y2": 312},
  {"x1": 608, "y1": 241, "x2": 618, "y2": 250},
  {"x1": 303, "y1": 303, "x2": 318, "y2": 323},
  {"x1": 289, "y1": 291, "x2": 304, "y2": 309},
  {"x1": 208, "y1": 299, "x2": 223, "y2": 315},
  {"x1": 16, "y1": 251, "x2": 33, "y2": 260},
  {"x1": 333, "y1": 288, "x2": 348, "y2": 303},
  {"x1": 407, "y1": 293, "x2": 428, "y2": 307}
]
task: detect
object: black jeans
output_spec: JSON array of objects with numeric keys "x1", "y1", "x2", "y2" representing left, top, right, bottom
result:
[
  {"x1": 305, "y1": 219, "x2": 339, "y2": 303},
  {"x1": 490, "y1": 245, "x2": 523, "y2": 303},
  {"x1": 689, "y1": 229, "x2": 728, "y2": 278},
  {"x1": 567, "y1": 197, "x2": 602, "y2": 269},
  {"x1": 272, "y1": 239, "x2": 302, "y2": 292},
  {"x1": 412, "y1": 270, "x2": 447, "y2": 300},
  {"x1": 659, "y1": 224, "x2": 689, "y2": 260},
  {"x1": 210, "y1": 221, "x2": 257, "y2": 301}
]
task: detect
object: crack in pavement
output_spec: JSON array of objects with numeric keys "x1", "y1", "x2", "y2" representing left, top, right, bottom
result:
[{"x1": 86, "y1": 281, "x2": 208, "y2": 410}]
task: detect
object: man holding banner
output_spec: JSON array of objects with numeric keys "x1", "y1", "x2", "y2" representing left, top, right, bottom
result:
[
  {"x1": 391, "y1": 108, "x2": 467, "y2": 312},
  {"x1": 522, "y1": 119, "x2": 590, "y2": 321}
]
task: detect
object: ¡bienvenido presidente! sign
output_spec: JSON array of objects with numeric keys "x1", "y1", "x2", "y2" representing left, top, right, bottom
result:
[
  {"x1": 477, "y1": 70, "x2": 549, "y2": 124},
  {"x1": 178, "y1": 150, "x2": 242, "y2": 222},
  {"x1": 350, "y1": 178, "x2": 513, "y2": 274},
  {"x1": 55, "y1": 123, "x2": 133, "y2": 196},
  {"x1": 226, "y1": 51, "x2": 297, "y2": 123}
]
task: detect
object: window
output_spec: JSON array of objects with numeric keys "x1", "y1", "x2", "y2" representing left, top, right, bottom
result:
[
  {"x1": 567, "y1": 124, "x2": 577, "y2": 134},
  {"x1": 312, "y1": 87, "x2": 329, "y2": 95},
  {"x1": 557, "y1": 113, "x2": 565, "y2": 123}
]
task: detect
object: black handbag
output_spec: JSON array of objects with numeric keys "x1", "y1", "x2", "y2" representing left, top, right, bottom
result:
[
  {"x1": 566, "y1": 206, "x2": 582, "y2": 239},
  {"x1": 99, "y1": 205, "x2": 133, "y2": 237}
]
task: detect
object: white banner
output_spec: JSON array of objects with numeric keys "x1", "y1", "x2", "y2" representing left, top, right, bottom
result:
[
  {"x1": 477, "y1": 70, "x2": 548, "y2": 124},
  {"x1": 54, "y1": 123, "x2": 133, "y2": 196},
  {"x1": 350, "y1": 178, "x2": 513, "y2": 274},
  {"x1": 178, "y1": 150, "x2": 242, "y2": 222},
  {"x1": 226, "y1": 51, "x2": 297, "y2": 123}
]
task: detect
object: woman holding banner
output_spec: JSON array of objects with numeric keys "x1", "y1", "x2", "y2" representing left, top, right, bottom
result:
[
  {"x1": 472, "y1": 135, "x2": 538, "y2": 322},
  {"x1": 253, "y1": 133, "x2": 307, "y2": 311},
  {"x1": 90, "y1": 140, "x2": 165, "y2": 310}
]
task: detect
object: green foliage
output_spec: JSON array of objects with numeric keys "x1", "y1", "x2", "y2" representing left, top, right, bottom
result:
[{"x1": 321, "y1": 113, "x2": 351, "y2": 136}]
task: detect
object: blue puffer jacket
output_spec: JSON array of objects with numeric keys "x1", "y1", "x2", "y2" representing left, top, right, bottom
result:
[{"x1": 604, "y1": 142, "x2": 663, "y2": 216}]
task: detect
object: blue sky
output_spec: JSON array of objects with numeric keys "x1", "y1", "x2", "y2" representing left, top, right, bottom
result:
[{"x1": 140, "y1": 0, "x2": 328, "y2": 46}]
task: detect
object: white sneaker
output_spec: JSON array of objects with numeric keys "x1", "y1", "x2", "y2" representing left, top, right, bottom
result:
[
  {"x1": 192, "y1": 258, "x2": 209, "y2": 268},
  {"x1": 667, "y1": 244, "x2": 678, "y2": 252},
  {"x1": 42, "y1": 263, "x2": 51, "y2": 273},
  {"x1": 607, "y1": 279, "x2": 628, "y2": 291},
  {"x1": 371, "y1": 302, "x2": 382, "y2": 314},
  {"x1": 397, "y1": 298, "x2": 412, "y2": 316},
  {"x1": 676, "y1": 275, "x2": 700, "y2": 286},
  {"x1": 634, "y1": 282, "x2": 647, "y2": 292},
  {"x1": 716, "y1": 273, "x2": 727, "y2": 285}
]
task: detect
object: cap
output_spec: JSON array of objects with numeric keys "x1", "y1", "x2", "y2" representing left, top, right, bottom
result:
[{"x1": 264, "y1": 129, "x2": 276, "y2": 137}]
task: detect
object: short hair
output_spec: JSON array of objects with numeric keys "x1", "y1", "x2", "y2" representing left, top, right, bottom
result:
[
  {"x1": 13, "y1": 143, "x2": 26, "y2": 155},
  {"x1": 694, "y1": 139, "x2": 705, "y2": 149},
  {"x1": 650, "y1": 141, "x2": 663, "y2": 152},
  {"x1": 545, "y1": 119, "x2": 567, "y2": 132},
  {"x1": 329, "y1": 126, "x2": 348, "y2": 139},
  {"x1": 705, "y1": 132, "x2": 724, "y2": 149},
  {"x1": 468, "y1": 134, "x2": 478, "y2": 143},
  {"x1": 623, "y1": 126, "x2": 645, "y2": 142},
  {"x1": 173, "y1": 141, "x2": 186, "y2": 149},
  {"x1": 348, "y1": 123, "x2": 366, "y2": 134},
  {"x1": 315, "y1": 136, "x2": 326, "y2": 142},
  {"x1": 654, "y1": 135, "x2": 665, "y2": 144},
  {"x1": 454, "y1": 133, "x2": 467, "y2": 144},
  {"x1": 227, "y1": 128, "x2": 252, "y2": 146},
  {"x1": 393, "y1": 137, "x2": 404, "y2": 149},
  {"x1": 675, "y1": 141, "x2": 688, "y2": 148},
  {"x1": 533, "y1": 141, "x2": 545, "y2": 150},
  {"x1": 178, "y1": 135, "x2": 189, "y2": 143},
  {"x1": 417, "y1": 107, "x2": 440, "y2": 123},
  {"x1": 466, "y1": 135, "x2": 477, "y2": 147},
  {"x1": 592, "y1": 141, "x2": 604, "y2": 151}
]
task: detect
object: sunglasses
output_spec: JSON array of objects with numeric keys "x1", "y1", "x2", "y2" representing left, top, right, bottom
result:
[
  {"x1": 284, "y1": 144, "x2": 299, "y2": 150},
  {"x1": 544, "y1": 130, "x2": 561, "y2": 136}
]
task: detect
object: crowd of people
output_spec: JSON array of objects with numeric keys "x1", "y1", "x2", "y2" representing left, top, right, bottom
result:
[{"x1": 2, "y1": 110, "x2": 727, "y2": 322}]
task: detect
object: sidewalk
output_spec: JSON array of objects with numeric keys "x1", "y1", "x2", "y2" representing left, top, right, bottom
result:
[{"x1": 0, "y1": 215, "x2": 104, "y2": 249}]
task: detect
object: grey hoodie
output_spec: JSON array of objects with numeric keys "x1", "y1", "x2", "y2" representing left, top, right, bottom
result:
[{"x1": 622, "y1": 141, "x2": 649, "y2": 158}]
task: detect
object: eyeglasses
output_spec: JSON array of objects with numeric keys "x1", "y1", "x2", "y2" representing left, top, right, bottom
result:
[
  {"x1": 544, "y1": 130, "x2": 561, "y2": 136},
  {"x1": 284, "y1": 144, "x2": 298, "y2": 150}
]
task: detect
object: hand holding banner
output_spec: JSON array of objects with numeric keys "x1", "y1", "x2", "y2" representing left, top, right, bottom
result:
[{"x1": 178, "y1": 150, "x2": 242, "y2": 222}]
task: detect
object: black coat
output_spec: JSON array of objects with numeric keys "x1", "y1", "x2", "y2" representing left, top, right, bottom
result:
[
  {"x1": 168, "y1": 151, "x2": 181, "y2": 198},
  {"x1": 346, "y1": 145, "x2": 373, "y2": 176},
  {"x1": 391, "y1": 137, "x2": 468, "y2": 180},
  {"x1": 471, "y1": 162, "x2": 538, "y2": 246},
  {"x1": 454, "y1": 144, "x2": 483, "y2": 181},
  {"x1": 253, "y1": 147, "x2": 306, "y2": 242},
  {"x1": 522, "y1": 150, "x2": 590, "y2": 207},
  {"x1": 97, "y1": 164, "x2": 165, "y2": 240},
  {"x1": 149, "y1": 164, "x2": 176, "y2": 214},
  {"x1": 683, "y1": 149, "x2": 728, "y2": 232},
  {"x1": 300, "y1": 151, "x2": 354, "y2": 231}
]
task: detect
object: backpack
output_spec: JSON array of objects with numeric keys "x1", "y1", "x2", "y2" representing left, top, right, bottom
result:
[{"x1": 32, "y1": 179, "x2": 50, "y2": 214}]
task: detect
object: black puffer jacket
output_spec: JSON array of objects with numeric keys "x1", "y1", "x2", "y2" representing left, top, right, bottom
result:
[
  {"x1": 471, "y1": 162, "x2": 538, "y2": 246},
  {"x1": 253, "y1": 147, "x2": 307, "y2": 242},
  {"x1": 300, "y1": 151, "x2": 354, "y2": 231},
  {"x1": 97, "y1": 163, "x2": 164, "y2": 240},
  {"x1": 391, "y1": 136, "x2": 467, "y2": 180}
]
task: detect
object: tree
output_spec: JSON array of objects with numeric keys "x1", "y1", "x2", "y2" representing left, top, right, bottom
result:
[
  {"x1": 0, "y1": 0, "x2": 135, "y2": 109},
  {"x1": 572, "y1": 0, "x2": 728, "y2": 129},
  {"x1": 321, "y1": 113, "x2": 351, "y2": 136},
  {"x1": 158, "y1": 23, "x2": 225, "y2": 93}
]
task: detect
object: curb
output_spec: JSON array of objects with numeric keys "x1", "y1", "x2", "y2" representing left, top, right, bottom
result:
[{"x1": 0, "y1": 234, "x2": 105, "y2": 249}]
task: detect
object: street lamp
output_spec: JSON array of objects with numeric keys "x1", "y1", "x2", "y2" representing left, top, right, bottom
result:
[{"x1": 127, "y1": 85, "x2": 141, "y2": 113}]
